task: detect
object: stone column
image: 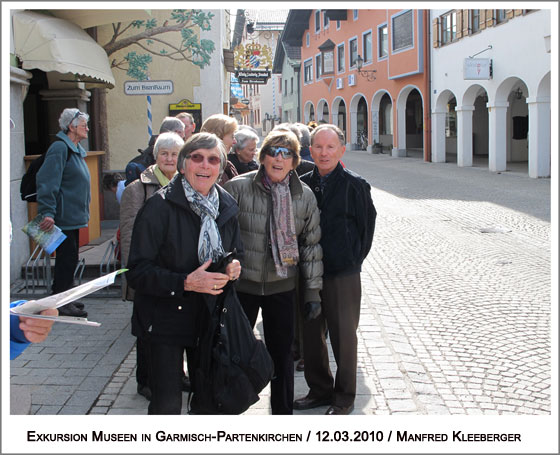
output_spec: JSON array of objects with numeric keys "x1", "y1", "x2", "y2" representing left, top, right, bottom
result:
[
  {"x1": 456, "y1": 105, "x2": 475, "y2": 167},
  {"x1": 487, "y1": 101, "x2": 508, "y2": 172},
  {"x1": 431, "y1": 109, "x2": 446, "y2": 163},
  {"x1": 527, "y1": 96, "x2": 551, "y2": 178}
]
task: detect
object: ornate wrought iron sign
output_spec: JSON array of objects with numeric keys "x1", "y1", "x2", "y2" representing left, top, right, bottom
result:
[{"x1": 233, "y1": 43, "x2": 273, "y2": 84}]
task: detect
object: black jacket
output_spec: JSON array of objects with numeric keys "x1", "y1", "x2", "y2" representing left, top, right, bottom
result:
[
  {"x1": 126, "y1": 174, "x2": 243, "y2": 346},
  {"x1": 228, "y1": 153, "x2": 259, "y2": 175},
  {"x1": 301, "y1": 163, "x2": 376, "y2": 278}
]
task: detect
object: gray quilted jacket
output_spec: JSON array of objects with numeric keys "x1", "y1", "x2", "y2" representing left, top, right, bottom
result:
[{"x1": 223, "y1": 166, "x2": 323, "y2": 302}]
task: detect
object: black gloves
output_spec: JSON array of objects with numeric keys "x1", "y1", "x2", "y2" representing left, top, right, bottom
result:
[{"x1": 304, "y1": 301, "x2": 322, "y2": 321}]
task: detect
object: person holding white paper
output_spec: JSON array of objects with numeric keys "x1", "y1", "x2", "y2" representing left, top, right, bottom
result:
[
  {"x1": 10, "y1": 303, "x2": 58, "y2": 360},
  {"x1": 36, "y1": 108, "x2": 91, "y2": 318}
]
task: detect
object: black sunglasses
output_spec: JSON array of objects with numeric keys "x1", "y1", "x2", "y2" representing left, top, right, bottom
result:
[{"x1": 264, "y1": 146, "x2": 294, "y2": 159}]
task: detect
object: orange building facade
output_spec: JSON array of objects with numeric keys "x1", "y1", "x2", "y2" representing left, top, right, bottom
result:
[{"x1": 298, "y1": 9, "x2": 430, "y2": 159}]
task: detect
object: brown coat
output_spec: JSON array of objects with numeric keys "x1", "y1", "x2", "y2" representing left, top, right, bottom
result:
[{"x1": 119, "y1": 165, "x2": 162, "y2": 300}]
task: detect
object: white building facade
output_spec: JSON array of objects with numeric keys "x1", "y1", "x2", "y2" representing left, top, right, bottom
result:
[{"x1": 430, "y1": 9, "x2": 551, "y2": 177}]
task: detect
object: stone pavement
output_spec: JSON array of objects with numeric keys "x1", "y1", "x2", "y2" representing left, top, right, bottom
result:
[{"x1": 10, "y1": 150, "x2": 551, "y2": 416}]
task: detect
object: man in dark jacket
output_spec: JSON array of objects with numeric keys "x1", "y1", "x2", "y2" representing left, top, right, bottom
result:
[{"x1": 295, "y1": 124, "x2": 376, "y2": 415}]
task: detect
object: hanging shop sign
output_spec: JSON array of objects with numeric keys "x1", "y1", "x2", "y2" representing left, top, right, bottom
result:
[
  {"x1": 463, "y1": 58, "x2": 493, "y2": 80},
  {"x1": 234, "y1": 42, "x2": 273, "y2": 84},
  {"x1": 124, "y1": 80, "x2": 173, "y2": 95}
]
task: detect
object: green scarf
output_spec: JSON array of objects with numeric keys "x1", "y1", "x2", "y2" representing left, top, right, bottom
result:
[{"x1": 153, "y1": 164, "x2": 176, "y2": 187}]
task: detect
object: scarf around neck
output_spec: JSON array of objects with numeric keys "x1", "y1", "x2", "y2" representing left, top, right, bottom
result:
[
  {"x1": 181, "y1": 177, "x2": 224, "y2": 265},
  {"x1": 262, "y1": 171, "x2": 299, "y2": 278}
]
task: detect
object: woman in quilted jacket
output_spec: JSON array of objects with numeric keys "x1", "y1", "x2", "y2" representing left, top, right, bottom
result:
[{"x1": 223, "y1": 129, "x2": 323, "y2": 415}]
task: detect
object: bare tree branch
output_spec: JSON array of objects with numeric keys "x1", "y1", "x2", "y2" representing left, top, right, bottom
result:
[{"x1": 103, "y1": 22, "x2": 191, "y2": 56}]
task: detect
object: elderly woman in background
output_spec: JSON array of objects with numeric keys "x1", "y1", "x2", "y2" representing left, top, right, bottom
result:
[
  {"x1": 223, "y1": 129, "x2": 323, "y2": 415},
  {"x1": 119, "y1": 131, "x2": 183, "y2": 401},
  {"x1": 126, "y1": 132, "x2": 243, "y2": 414},
  {"x1": 229, "y1": 128, "x2": 260, "y2": 174},
  {"x1": 36, "y1": 108, "x2": 90, "y2": 318},
  {"x1": 200, "y1": 114, "x2": 239, "y2": 185}
]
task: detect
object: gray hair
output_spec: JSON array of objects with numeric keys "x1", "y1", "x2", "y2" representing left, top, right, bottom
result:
[
  {"x1": 159, "y1": 116, "x2": 185, "y2": 135},
  {"x1": 294, "y1": 123, "x2": 311, "y2": 148},
  {"x1": 310, "y1": 123, "x2": 345, "y2": 146},
  {"x1": 153, "y1": 132, "x2": 184, "y2": 160},
  {"x1": 232, "y1": 128, "x2": 259, "y2": 153},
  {"x1": 59, "y1": 108, "x2": 89, "y2": 133},
  {"x1": 177, "y1": 132, "x2": 227, "y2": 175}
]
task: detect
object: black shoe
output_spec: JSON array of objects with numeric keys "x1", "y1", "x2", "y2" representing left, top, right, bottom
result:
[
  {"x1": 293, "y1": 394, "x2": 331, "y2": 410},
  {"x1": 137, "y1": 384, "x2": 152, "y2": 401},
  {"x1": 325, "y1": 404, "x2": 354, "y2": 415},
  {"x1": 73, "y1": 301, "x2": 85, "y2": 310},
  {"x1": 58, "y1": 302, "x2": 87, "y2": 318},
  {"x1": 182, "y1": 376, "x2": 191, "y2": 392}
]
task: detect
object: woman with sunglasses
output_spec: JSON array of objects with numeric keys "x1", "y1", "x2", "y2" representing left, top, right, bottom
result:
[
  {"x1": 223, "y1": 130, "x2": 323, "y2": 414},
  {"x1": 36, "y1": 108, "x2": 90, "y2": 318},
  {"x1": 126, "y1": 132, "x2": 243, "y2": 414}
]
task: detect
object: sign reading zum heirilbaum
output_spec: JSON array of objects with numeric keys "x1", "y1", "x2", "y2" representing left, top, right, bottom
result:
[{"x1": 124, "y1": 80, "x2": 174, "y2": 95}]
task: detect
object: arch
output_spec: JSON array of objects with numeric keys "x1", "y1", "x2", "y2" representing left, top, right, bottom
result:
[
  {"x1": 529, "y1": 71, "x2": 551, "y2": 177},
  {"x1": 537, "y1": 71, "x2": 551, "y2": 98},
  {"x1": 395, "y1": 84, "x2": 424, "y2": 156},
  {"x1": 317, "y1": 98, "x2": 330, "y2": 123},
  {"x1": 331, "y1": 96, "x2": 348, "y2": 141},
  {"x1": 458, "y1": 83, "x2": 489, "y2": 169},
  {"x1": 432, "y1": 89, "x2": 458, "y2": 163},
  {"x1": 349, "y1": 92, "x2": 368, "y2": 148},
  {"x1": 370, "y1": 89, "x2": 393, "y2": 152},
  {"x1": 303, "y1": 101, "x2": 315, "y2": 124}
]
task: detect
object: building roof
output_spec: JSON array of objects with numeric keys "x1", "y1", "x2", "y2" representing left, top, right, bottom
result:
[{"x1": 279, "y1": 10, "x2": 312, "y2": 46}]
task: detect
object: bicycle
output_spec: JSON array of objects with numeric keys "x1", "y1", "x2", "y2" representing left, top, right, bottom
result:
[{"x1": 356, "y1": 130, "x2": 368, "y2": 151}]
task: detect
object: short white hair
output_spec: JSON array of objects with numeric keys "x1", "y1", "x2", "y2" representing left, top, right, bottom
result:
[{"x1": 153, "y1": 132, "x2": 184, "y2": 160}]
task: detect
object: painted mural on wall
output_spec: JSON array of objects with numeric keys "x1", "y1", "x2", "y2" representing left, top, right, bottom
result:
[{"x1": 102, "y1": 9, "x2": 216, "y2": 80}]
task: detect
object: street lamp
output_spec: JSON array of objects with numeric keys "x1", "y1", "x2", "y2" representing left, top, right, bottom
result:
[{"x1": 356, "y1": 54, "x2": 376, "y2": 81}]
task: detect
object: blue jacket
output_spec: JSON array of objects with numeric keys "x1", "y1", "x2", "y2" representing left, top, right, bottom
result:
[
  {"x1": 36, "y1": 131, "x2": 91, "y2": 230},
  {"x1": 10, "y1": 301, "x2": 30, "y2": 360}
]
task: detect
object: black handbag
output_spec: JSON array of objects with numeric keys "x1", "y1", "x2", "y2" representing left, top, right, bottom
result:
[{"x1": 189, "y1": 252, "x2": 274, "y2": 414}]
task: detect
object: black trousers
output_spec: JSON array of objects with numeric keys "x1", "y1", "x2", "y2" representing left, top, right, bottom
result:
[
  {"x1": 302, "y1": 272, "x2": 361, "y2": 408},
  {"x1": 136, "y1": 338, "x2": 151, "y2": 388},
  {"x1": 237, "y1": 290, "x2": 295, "y2": 415},
  {"x1": 147, "y1": 341, "x2": 195, "y2": 414},
  {"x1": 52, "y1": 229, "x2": 80, "y2": 294}
]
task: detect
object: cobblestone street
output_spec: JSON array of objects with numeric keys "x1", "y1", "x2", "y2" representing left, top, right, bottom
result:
[{"x1": 348, "y1": 151, "x2": 551, "y2": 415}]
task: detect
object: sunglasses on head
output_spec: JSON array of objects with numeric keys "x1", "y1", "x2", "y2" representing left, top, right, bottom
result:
[
  {"x1": 264, "y1": 146, "x2": 294, "y2": 159},
  {"x1": 72, "y1": 110, "x2": 84, "y2": 122},
  {"x1": 186, "y1": 153, "x2": 221, "y2": 165}
]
